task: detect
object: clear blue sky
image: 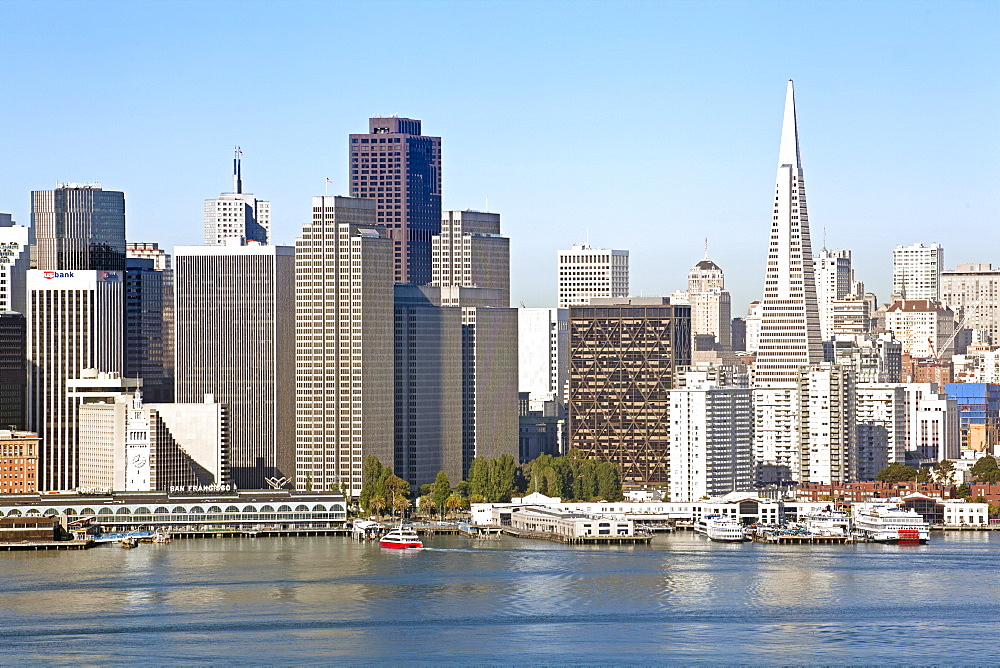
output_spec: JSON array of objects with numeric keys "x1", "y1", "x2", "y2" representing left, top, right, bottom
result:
[{"x1": 1, "y1": 0, "x2": 997, "y2": 312}]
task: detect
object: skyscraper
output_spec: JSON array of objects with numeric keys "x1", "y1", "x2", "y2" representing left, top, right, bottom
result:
[
  {"x1": 518, "y1": 307, "x2": 569, "y2": 409},
  {"x1": 670, "y1": 255, "x2": 732, "y2": 361},
  {"x1": 203, "y1": 149, "x2": 271, "y2": 246},
  {"x1": 27, "y1": 270, "x2": 124, "y2": 491},
  {"x1": 32, "y1": 184, "x2": 126, "y2": 271},
  {"x1": 815, "y1": 248, "x2": 853, "y2": 340},
  {"x1": 125, "y1": 242, "x2": 174, "y2": 403},
  {"x1": 557, "y1": 243, "x2": 629, "y2": 307},
  {"x1": 174, "y1": 244, "x2": 294, "y2": 489},
  {"x1": 568, "y1": 298, "x2": 691, "y2": 484},
  {"x1": 434, "y1": 210, "x2": 509, "y2": 306},
  {"x1": 942, "y1": 263, "x2": 1000, "y2": 346},
  {"x1": 752, "y1": 81, "x2": 824, "y2": 486},
  {"x1": 893, "y1": 243, "x2": 943, "y2": 301},
  {"x1": 0, "y1": 213, "x2": 30, "y2": 314},
  {"x1": 295, "y1": 196, "x2": 394, "y2": 495},
  {"x1": 349, "y1": 117, "x2": 441, "y2": 285}
]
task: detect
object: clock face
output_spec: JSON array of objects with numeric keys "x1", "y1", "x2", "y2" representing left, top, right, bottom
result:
[{"x1": 132, "y1": 454, "x2": 147, "y2": 468}]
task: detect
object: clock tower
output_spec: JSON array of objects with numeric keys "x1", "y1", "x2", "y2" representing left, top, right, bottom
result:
[{"x1": 124, "y1": 391, "x2": 152, "y2": 491}]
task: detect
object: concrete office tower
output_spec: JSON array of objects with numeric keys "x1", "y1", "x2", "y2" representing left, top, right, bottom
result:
[
  {"x1": 668, "y1": 371, "x2": 753, "y2": 502},
  {"x1": 884, "y1": 299, "x2": 956, "y2": 358},
  {"x1": 0, "y1": 313, "x2": 27, "y2": 430},
  {"x1": 752, "y1": 81, "x2": 824, "y2": 486},
  {"x1": 518, "y1": 308, "x2": 569, "y2": 410},
  {"x1": 568, "y1": 298, "x2": 691, "y2": 484},
  {"x1": 893, "y1": 243, "x2": 943, "y2": 301},
  {"x1": 68, "y1": 370, "x2": 140, "y2": 490},
  {"x1": 797, "y1": 364, "x2": 856, "y2": 485},
  {"x1": 942, "y1": 264, "x2": 1000, "y2": 346},
  {"x1": 203, "y1": 150, "x2": 271, "y2": 246},
  {"x1": 146, "y1": 401, "x2": 229, "y2": 490},
  {"x1": 558, "y1": 243, "x2": 629, "y2": 308},
  {"x1": 295, "y1": 196, "x2": 394, "y2": 496},
  {"x1": 671, "y1": 256, "x2": 732, "y2": 361},
  {"x1": 394, "y1": 285, "x2": 463, "y2": 488},
  {"x1": 434, "y1": 210, "x2": 509, "y2": 306},
  {"x1": 27, "y1": 271, "x2": 123, "y2": 491},
  {"x1": 855, "y1": 384, "x2": 906, "y2": 481},
  {"x1": 0, "y1": 213, "x2": 30, "y2": 313},
  {"x1": 32, "y1": 184, "x2": 126, "y2": 271},
  {"x1": 831, "y1": 294, "x2": 870, "y2": 338},
  {"x1": 174, "y1": 244, "x2": 294, "y2": 490},
  {"x1": 743, "y1": 301, "x2": 762, "y2": 353},
  {"x1": 886, "y1": 383, "x2": 959, "y2": 463},
  {"x1": 124, "y1": 258, "x2": 173, "y2": 403},
  {"x1": 349, "y1": 117, "x2": 441, "y2": 285},
  {"x1": 815, "y1": 249, "x2": 852, "y2": 340}
]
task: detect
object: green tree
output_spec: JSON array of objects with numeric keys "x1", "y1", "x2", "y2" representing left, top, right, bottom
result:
[
  {"x1": 596, "y1": 461, "x2": 623, "y2": 501},
  {"x1": 469, "y1": 492, "x2": 486, "y2": 504},
  {"x1": 369, "y1": 495, "x2": 386, "y2": 518},
  {"x1": 876, "y1": 462, "x2": 918, "y2": 483},
  {"x1": 432, "y1": 471, "x2": 451, "y2": 517},
  {"x1": 489, "y1": 454, "x2": 517, "y2": 502},
  {"x1": 934, "y1": 459, "x2": 956, "y2": 485},
  {"x1": 393, "y1": 494, "x2": 410, "y2": 518},
  {"x1": 971, "y1": 456, "x2": 1000, "y2": 483},
  {"x1": 914, "y1": 467, "x2": 932, "y2": 483},
  {"x1": 359, "y1": 455, "x2": 391, "y2": 515},
  {"x1": 957, "y1": 482, "x2": 972, "y2": 499},
  {"x1": 444, "y1": 493, "x2": 464, "y2": 517},
  {"x1": 468, "y1": 457, "x2": 491, "y2": 498},
  {"x1": 418, "y1": 494, "x2": 434, "y2": 515}
]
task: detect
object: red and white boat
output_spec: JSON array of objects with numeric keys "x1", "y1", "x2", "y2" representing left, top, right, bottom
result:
[{"x1": 379, "y1": 525, "x2": 423, "y2": 549}]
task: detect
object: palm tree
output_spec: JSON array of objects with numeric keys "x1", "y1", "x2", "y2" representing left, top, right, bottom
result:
[
  {"x1": 444, "y1": 494, "x2": 464, "y2": 518},
  {"x1": 369, "y1": 495, "x2": 386, "y2": 518},
  {"x1": 393, "y1": 494, "x2": 409, "y2": 518}
]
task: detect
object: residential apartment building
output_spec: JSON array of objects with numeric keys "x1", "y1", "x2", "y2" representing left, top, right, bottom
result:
[
  {"x1": 884, "y1": 299, "x2": 956, "y2": 359},
  {"x1": 941, "y1": 263, "x2": 1000, "y2": 346},
  {"x1": 893, "y1": 243, "x2": 944, "y2": 301},
  {"x1": 797, "y1": 364, "x2": 855, "y2": 485}
]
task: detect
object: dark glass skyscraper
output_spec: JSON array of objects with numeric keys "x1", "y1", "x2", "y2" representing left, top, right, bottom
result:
[
  {"x1": 32, "y1": 184, "x2": 126, "y2": 271},
  {"x1": 349, "y1": 117, "x2": 441, "y2": 285}
]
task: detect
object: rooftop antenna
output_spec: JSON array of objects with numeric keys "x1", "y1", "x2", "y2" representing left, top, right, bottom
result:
[
  {"x1": 704, "y1": 237, "x2": 709, "y2": 259},
  {"x1": 486, "y1": 194, "x2": 489, "y2": 212},
  {"x1": 822, "y1": 227, "x2": 827, "y2": 251},
  {"x1": 232, "y1": 146, "x2": 243, "y2": 194}
]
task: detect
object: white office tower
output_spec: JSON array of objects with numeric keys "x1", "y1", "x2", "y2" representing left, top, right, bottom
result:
[
  {"x1": 797, "y1": 364, "x2": 855, "y2": 485},
  {"x1": 557, "y1": 243, "x2": 628, "y2": 307},
  {"x1": 815, "y1": 248, "x2": 853, "y2": 340},
  {"x1": 743, "y1": 301, "x2": 762, "y2": 353},
  {"x1": 295, "y1": 196, "x2": 394, "y2": 496},
  {"x1": 752, "y1": 81, "x2": 824, "y2": 486},
  {"x1": 434, "y1": 211, "x2": 509, "y2": 305},
  {"x1": 203, "y1": 149, "x2": 271, "y2": 246},
  {"x1": 941, "y1": 263, "x2": 1000, "y2": 346},
  {"x1": 518, "y1": 308, "x2": 568, "y2": 410},
  {"x1": 668, "y1": 371, "x2": 753, "y2": 502},
  {"x1": 671, "y1": 256, "x2": 733, "y2": 362},
  {"x1": 886, "y1": 383, "x2": 959, "y2": 463},
  {"x1": 145, "y1": 401, "x2": 229, "y2": 490},
  {"x1": 855, "y1": 384, "x2": 906, "y2": 481},
  {"x1": 27, "y1": 271, "x2": 123, "y2": 491},
  {"x1": 884, "y1": 299, "x2": 956, "y2": 358},
  {"x1": 71, "y1": 370, "x2": 141, "y2": 491},
  {"x1": 0, "y1": 214, "x2": 30, "y2": 313},
  {"x1": 893, "y1": 243, "x2": 943, "y2": 301}
]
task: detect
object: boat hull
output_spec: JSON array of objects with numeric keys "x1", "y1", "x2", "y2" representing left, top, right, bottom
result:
[{"x1": 379, "y1": 540, "x2": 423, "y2": 549}]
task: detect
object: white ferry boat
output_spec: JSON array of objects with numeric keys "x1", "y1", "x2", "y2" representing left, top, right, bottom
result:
[
  {"x1": 695, "y1": 515, "x2": 748, "y2": 542},
  {"x1": 379, "y1": 525, "x2": 423, "y2": 549},
  {"x1": 853, "y1": 505, "x2": 929, "y2": 544},
  {"x1": 802, "y1": 509, "x2": 851, "y2": 536}
]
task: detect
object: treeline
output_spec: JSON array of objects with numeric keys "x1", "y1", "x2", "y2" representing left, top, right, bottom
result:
[
  {"x1": 877, "y1": 456, "x2": 1000, "y2": 485},
  {"x1": 357, "y1": 450, "x2": 624, "y2": 517}
]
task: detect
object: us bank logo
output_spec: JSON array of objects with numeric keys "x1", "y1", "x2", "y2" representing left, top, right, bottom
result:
[{"x1": 43, "y1": 271, "x2": 75, "y2": 279}]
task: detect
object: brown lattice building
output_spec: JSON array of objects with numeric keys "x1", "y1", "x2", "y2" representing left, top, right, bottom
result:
[{"x1": 568, "y1": 298, "x2": 690, "y2": 484}]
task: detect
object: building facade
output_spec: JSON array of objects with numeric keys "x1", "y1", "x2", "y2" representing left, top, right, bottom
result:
[
  {"x1": 0, "y1": 213, "x2": 30, "y2": 314},
  {"x1": 518, "y1": 307, "x2": 568, "y2": 410},
  {"x1": 671, "y1": 257, "x2": 732, "y2": 361},
  {"x1": 557, "y1": 243, "x2": 629, "y2": 308},
  {"x1": 884, "y1": 299, "x2": 956, "y2": 359},
  {"x1": 854, "y1": 384, "x2": 906, "y2": 481},
  {"x1": 893, "y1": 243, "x2": 943, "y2": 301},
  {"x1": 941, "y1": 263, "x2": 1000, "y2": 346},
  {"x1": 349, "y1": 117, "x2": 441, "y2": 285},
  {"x1": 203, "y1": 151, "x2": 270, "y2": 245},
  {"x1": 797, "y1": 363, "x2": 855, "y2": 485},
  {"x1": 568, "y1": 298, "x2": 691, "y2": 484},
  {"x1": 295, "y1": 196, "x2": 394, "y2": 496},
  {"x1": 0, "y1": 313, "x2": 27, "y2": 430},
  {"x1": 174, "y1": 244, "x2": 294, "y2": 489},
  {"x1": 124, "y1": 257, "x2": 174, "y2": 403},
  {"x1": 27, "y1": 271, "x2": 124, "y2": 491},
  {"x1": 0, "y1": 430, "x2": 39, "y2": 493},
  {"x1": 32, "y1": 184, "x2": 126, "y2": 271},
  {"x1": 433, "y1": 210, "x2": 509, "y2": 306},
  {"x1": 814, "y1": 248, "x2": 853, "y2": 340}
]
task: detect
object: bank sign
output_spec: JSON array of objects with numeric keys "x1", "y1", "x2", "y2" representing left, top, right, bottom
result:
[{"x1": 43, "y1": 271, "x2": 75, "y2": 279}]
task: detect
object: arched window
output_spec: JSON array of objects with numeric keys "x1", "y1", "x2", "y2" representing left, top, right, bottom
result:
[
  {"x1": 277, "y1": 505, "x2": 292, "y2": 513},
  {"x1": 259, "y1": 505, "x2": 275, "y2": 513},
  {"x1": 190, "y1": 506, "x2": 205, "y2": 514},
  {"x1": 207, "y1": 506, "x2": 222, "y2": 514},
  {"x1": 6, "y1": 509, "x2": 21, "y2": 517},
  {"x1": 98, "y1": 508, "x2": 114, "y2": 515},
  {"x1": 331, "y1": 504, "x2": 345, "y2": 513},
  {"x1": 226, "y1": 506, "x2": 240, "y2": 513},
  {"x1": 242, "y1": 505, "x2": 256, "y2": 513},
  {"x1": 312, "y1": 504, "x2": 327, "y2": 512},
  {"x1": 154, "y1": 507, "x2": 169, "y2": 515},
  {"x1": 294, "y1": 505, "x2": 309, "y2": 512},
  {"x1": 26, "y1": 509, "x2": 41, "y2": 516},
  {"x1": 134, "y1": 507, "x2": 151, "y2": 515},
  {"x1": 63, "y1": 508, "x2": 78, "y2": 516},
  {"x1": 116, "y1": 507, "x2": 132, "y2": 515},
  {"x1": 81, "y1": 508, "x2": 96, "y2": 516},
  {"x1": 44, "y1": 508, "x2": 59, "y2": 517},
  {"x1": 172, "y1": 506, "x2": 186, "y2": 514}
]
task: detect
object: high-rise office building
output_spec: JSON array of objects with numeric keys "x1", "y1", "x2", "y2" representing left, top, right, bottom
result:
[
  {"x1": 941, "y1": 263, "x2": 1000, "y2": 346},
  {"x1": 349, "y1": 117, "x2": 441, "y2": 285},
  {"x1": 394, "y1": 285, "x2": 463, "y2": 488},
  {"x1": 27, "y1": 271, "x2": 124, "y2": 491},
  {"x1": 295, "y1": 196, "x2": 394, "y2": 496},
  {"x1": 671, "y1": 256, "x2": 732, "y2": 361},
  {"x1": 893, "y1": 243, "x2": 943, "y2": 301},
  {"x1": 433, "y1": 210, "x2": 509, "y2": 306},
  {"x1": 518, "y1": 308, "x2": 569, "y2": 409},
  {"x1": 174, "y1": 244, "x2": 294, "y2": 489},
  {"x1": 203, "y1": 150, "x2": 271, "y2": 246},
  {"x1": 70, "y1": 370, "x2": 142, "y2": 490},
  {"x1": 557, "y1": 243, "x2": 629, "y2": 307},
  {"x1": 668, "y1": 371, "x2": 753, "y2": 502},
  {"x1": 32, "y1": 184, "x2": 126, "y2": 271},
  {"x1": 815, "y1": 248, "x2": 852, "y2": 340},
  {"x1": 752, "y1": 81, "x2": 824, "y2": 486},
  {"x1": 0, "y1": 213, "x2": 30, "y2": 314},
  {"x1": 125, "y1": 257, "x2": 173, "y2": 403},
  {"x1": 568, "y1": 298, "x2": 691, "y2": 484},
  {"x1": 0, "y1": 312, "x2": 27, "y2": 430}
]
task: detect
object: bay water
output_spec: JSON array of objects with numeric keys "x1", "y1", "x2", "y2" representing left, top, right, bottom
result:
[{"x1": 2, "y1": 531, "x2": 998, "y2": 664}]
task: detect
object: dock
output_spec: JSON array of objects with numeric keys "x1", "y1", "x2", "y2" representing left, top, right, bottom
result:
[
  {"x1": 747, "y1": 529, "x2": 855, "y2": 544},
  {"x1": 500, "y1": 527, "x2": 652, "y2": 545},
  {"x1": 0, "y1": 539, "x2": 94, "y2": 551}
]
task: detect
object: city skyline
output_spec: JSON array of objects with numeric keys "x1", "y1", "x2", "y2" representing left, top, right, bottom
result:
[{"x1": 2, "y1": 1, "x2": 997, "y2": 314}]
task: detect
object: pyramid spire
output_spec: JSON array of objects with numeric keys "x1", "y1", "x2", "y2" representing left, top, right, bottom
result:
[{"x1": 777, "y1": 80, "x2": 801, "y2": 168}]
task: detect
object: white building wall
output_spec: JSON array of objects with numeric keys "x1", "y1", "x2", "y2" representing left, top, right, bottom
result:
[
  {"x1": 893, "y1": 243, "x2": 943, "y2": 301},
  {"x1": 557, "y1": 243, "x2": 628, "y2": 307},
  {"x1": 518, "y1": 308, "x2": 568, "y2": 404}
]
